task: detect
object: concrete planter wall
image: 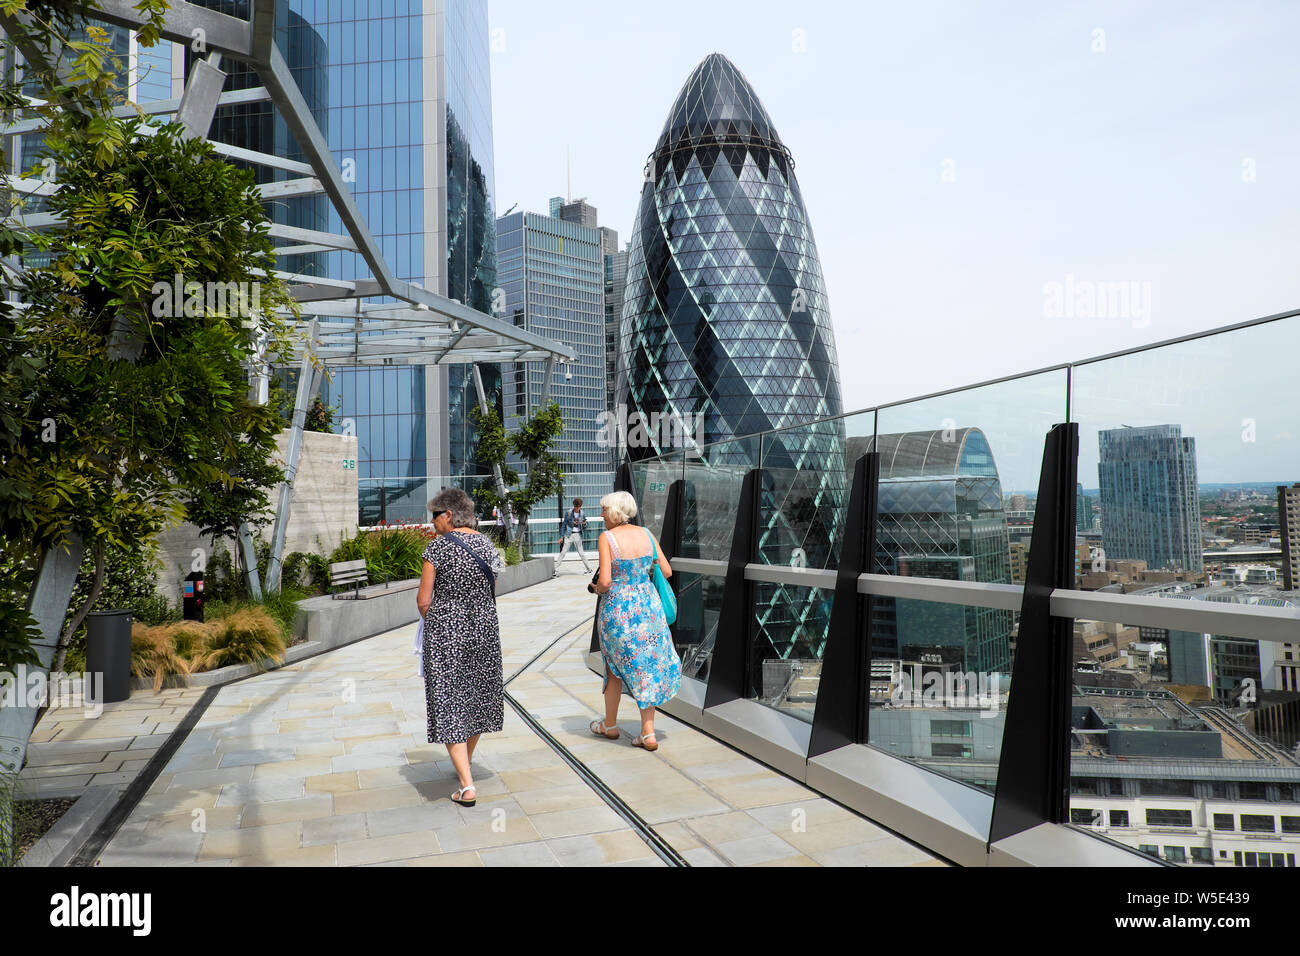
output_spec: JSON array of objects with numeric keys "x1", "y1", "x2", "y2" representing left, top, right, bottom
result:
[{"x1": 127, "y1": 557, "x2": 553, "y2": 690}]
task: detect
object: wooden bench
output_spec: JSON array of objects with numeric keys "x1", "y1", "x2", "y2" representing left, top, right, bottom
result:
[{"x1": 329, "y1": 559, "x2": 368, "y2": 599}]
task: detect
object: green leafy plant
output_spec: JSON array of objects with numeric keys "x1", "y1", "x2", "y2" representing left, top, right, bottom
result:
[
  {"x1": 328, "y1": 526, "x2": 433, "y2": 584},
  {"x1": 304, "y1": 397, "x2": 337, "y2": 433},
  {"x1": 469, "y1": 402, "x2": 565, "y2": 543}
]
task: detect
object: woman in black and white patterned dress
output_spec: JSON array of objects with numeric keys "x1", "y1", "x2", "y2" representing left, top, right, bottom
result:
[{"x1": 416, "y1": 487, "x2": 505, "y2": 807}]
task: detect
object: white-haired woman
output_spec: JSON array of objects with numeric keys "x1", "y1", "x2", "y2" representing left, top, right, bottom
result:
[
  {"x1": 589, "y1": 490, "x2": 681, "y2": 751},
  {"x1": 417, "y1": 487, "x2": 504, "y2": 806}
]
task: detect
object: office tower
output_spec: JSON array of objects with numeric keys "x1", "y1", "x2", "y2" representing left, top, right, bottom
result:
[
  {"x1": 1098, "y1": 425, "x2": 1204, "y2": 574},
  {"x1": 557, "y1": 197, "x2": 598, "y2": 229},
  {"x1": 1077, "y1": 482, "x2": 1094, "y2": 533},
  {"x1": 852, "y1": 428, "x2": 1015, "y2": 675},
  {"x1": 618, "y1": 53, "x2": 846, "y2": 674},
  {"x1": 194, "y1": 0, "x2": 500, "y2": 523},
  {"x1": 595, "y1": 223, "x2": 628, "y2": 425},
  {"x1": 189, "y1": 1, "x2": 329, "y2": 280},
  {"x1": 1279, "y1": 483, "x2": 1300, "y2": 591},
  {"x1": 557, "y1": 200, "x2": 627, "y2": 423},
  {"x1": 496, "y1": 205, "x2": 610, "y2": 505}
]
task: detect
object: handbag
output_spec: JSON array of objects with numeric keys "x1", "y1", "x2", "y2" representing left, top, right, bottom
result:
[{"x1": 647, "y1": 528, "x2": 677, "y2": 626}]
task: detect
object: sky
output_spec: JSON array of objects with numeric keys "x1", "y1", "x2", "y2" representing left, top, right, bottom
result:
[{"x1": 486, "y1": 1, "x2": 1300, "y2": 491}]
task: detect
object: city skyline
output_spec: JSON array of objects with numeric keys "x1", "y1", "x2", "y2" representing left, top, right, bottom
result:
[{"x1": 489, "y1": 0, "x2": 1300, "y2": 489}]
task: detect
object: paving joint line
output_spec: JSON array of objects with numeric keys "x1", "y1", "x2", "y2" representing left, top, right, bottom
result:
[{"x1": 504, "y1": 619, "x2": 688, "y2": 867}]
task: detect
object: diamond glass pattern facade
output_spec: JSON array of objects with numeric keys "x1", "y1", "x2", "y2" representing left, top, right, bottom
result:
[
  {"x1": 854, "y1": 428, "x2": 1014, "y2": 675},
  {"x1": 619, "y1": 54, "x2": 846, "y2": 669}
]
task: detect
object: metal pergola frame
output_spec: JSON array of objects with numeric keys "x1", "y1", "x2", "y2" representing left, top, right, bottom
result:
[{"x1": 2, "y1": 0, "x2": 573, "y2": 594}]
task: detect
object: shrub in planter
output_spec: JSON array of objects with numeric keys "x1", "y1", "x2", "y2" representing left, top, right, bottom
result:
[
  {"x1": 130, "y1": 621, "x2": 205, "y2": 691},
  {"x1": 328, "y1": 527, "x2": 433, "y2": 583},
  {"x1": 191, "y1": 607, "x2": 286, "y2": 674}
]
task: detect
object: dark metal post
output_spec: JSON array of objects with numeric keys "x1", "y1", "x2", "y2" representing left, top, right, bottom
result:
[
  {"x1": 809, "y1": 453, "x2": 879, "y2": 758},
  {"x1": 659, "y1": 479, "x2": 685, "y2": 642},
  {"x1": 988, "y1": 422, "x2": 1078, "y2": 845},
  {"x1": 703, "y1": 468, "x2": 761, "y2": 710}
]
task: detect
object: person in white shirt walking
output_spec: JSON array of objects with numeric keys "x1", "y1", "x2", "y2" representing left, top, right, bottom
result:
[{"x1": 554, "y1": 498, "x2": 592, "y2": 577}]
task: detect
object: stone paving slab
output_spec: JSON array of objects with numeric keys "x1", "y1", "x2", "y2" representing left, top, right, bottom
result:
[
  {"x1": 97, "y1": 574, "x2": 656, "y2": 867},
  {"x1": 511, "y1": 628, "x2": 947, "y2": 868},
  {"x1": 77, "y1": 568, "x2": 948, "y2": 867}
]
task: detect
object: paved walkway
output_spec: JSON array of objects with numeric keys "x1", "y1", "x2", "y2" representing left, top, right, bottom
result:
[
  {"x1": 46, "y1": 572, "x2": 943, "y2": 867},
  {"x1": 19, "y1": 687, "x2": 205, "y2": 799}
]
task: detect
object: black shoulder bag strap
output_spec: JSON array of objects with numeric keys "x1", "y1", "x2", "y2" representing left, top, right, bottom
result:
[{"x1": 442, "y1": 532, "x2": 497, "y2": 595}]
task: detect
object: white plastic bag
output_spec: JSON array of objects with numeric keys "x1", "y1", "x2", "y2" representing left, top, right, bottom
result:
[{"x1": 413, "y1": 616, "x2": 424, "y2": 678}]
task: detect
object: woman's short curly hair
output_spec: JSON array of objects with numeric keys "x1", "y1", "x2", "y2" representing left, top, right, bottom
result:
[
  {"x1": 427, "y1": 487, "x2": 476, "y2": 528},
  {"x1": 600, "y1": 490, "x2": 638, "y2": 527}
]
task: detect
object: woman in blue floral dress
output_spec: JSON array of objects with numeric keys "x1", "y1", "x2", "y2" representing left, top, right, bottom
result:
[{"x1": 589, "y1": 490, "x2": 681, "y2": 751}]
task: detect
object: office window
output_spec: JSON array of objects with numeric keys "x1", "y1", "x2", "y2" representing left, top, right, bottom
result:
[
  {"x1": 1070, "y1": 808, "x2": 1096, "y2": 825},
  {"x1": 1191, "y1": 847, "x2": 1213, "y2": 864},
  {"x1": 1241, "y1": 814, "x2": 1275, "y2": 833},
  {"x1": 1146, "y1": 809, "x2": 1193, "y2": 828},
  {"x1": 931, "y1": 719, "x2": 972, "y2": 737},
  {"x1": 1244, "y1": 851, "x2": 1257, "y2": 867},
  {"x1": 1164, "y1": 846, "x2": 1186, "y2": 864},
  {"x1": 1109, "y1": 810, "x2": 1129, "y2": 827},
  {"x1": 1213, "y1": 813, "x2": 1234, "y2": 831},
  {"x1": 1140, "y1": 779, "x2": 1194, "y2": 797},
  {"x1": 1139, "y1": 845, "x2": 1159, "y2": 858},
  {"x1": 1282, "y1": 816, "x2": 1300, "y2": 834},
  {"x1": 1239, "y1": 782, "x2": 1268, "y2": 800},
  {"x1": 931, "y1": 742, "x2": 972, "y2": 758}
]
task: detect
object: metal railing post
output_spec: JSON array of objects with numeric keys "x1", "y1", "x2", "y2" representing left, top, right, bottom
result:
[
  {"x1": 809, "y1": 452, "x2": 879, "y2": 758},
  {"x1": 703, "y1": 467, "x2": 762, "y2": 709},
  {"x1": 989, "y1": 422, "x2": 1078, "y2": 845}
]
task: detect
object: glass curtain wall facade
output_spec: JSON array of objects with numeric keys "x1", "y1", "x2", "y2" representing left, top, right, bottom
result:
[
  {"x1": 192, "y1": 0, "x2": 498, "y2": 525},
  {"x1": 853, "y1": 427, "x2": 1015, "y2": 675},
  {"x1": 496, "y1": 209, "x2": 611, "y2": 506},
  {"x1": 1098, "y1": 424, "x2": 1204, "y2": 574},
  {"x1": 189, "y1": 1, "x2": 329, "y2": 281},
  {"x1": 619, "y1": 53, "x2": 846, "y2": 668},
  {"x1": 443, "y1": 0, "x2": 499, "y2": 484}
]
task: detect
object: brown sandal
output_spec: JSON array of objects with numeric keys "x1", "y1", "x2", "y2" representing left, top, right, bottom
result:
[
  {"x1": 589, "y1": 719, "x2": 619, "y2": 739},
  {"x1": 632, "y1": 732, "x2": 658, "y2": 752}
]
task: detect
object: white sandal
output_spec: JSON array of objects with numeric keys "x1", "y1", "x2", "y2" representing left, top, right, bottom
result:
[
  {"x1": 589, "y1": 719, "x2": 620, "y2": 739},
  {"x1": 451, "y1": 784, "x2": 476, "y2": 807}
]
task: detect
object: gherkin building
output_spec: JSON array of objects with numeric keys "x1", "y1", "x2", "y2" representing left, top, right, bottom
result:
[{"x1": 617, "y1": 54, "x2": 846, "y2": 697}]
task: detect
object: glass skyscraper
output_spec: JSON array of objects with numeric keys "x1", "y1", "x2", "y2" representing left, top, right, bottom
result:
[
  {"x1": 496, "y1": 205, "x2": 611, "y2": 504},
  {"x1": 619, "y1": 53, "x2": 846, "y2": 668},
  {"x1": 852, "y1": 428, "x2": 1015, "y2": 675},
  {"x1": 188, "y1": 1, "x2": 499, "y2": 523},
  {"x1": 1098, "y1": 424, "x2": 1204, "y2": 574}
]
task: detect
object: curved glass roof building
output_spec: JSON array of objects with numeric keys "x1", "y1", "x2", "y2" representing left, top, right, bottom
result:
[
  {"x1": 854, "y1": 427, "x2": 1015, "y2": 675},
  {"x1": 618, "y1": 53, "x2": 846, "y2": 677}
]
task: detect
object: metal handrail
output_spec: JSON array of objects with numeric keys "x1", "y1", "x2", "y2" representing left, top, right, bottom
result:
[
  {"x1": 667, "y1": 558, "x2": 1300, "y2": 644},
  {"x1": 631, "y1": 306, "x2": 1300, "y2": 458}
]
